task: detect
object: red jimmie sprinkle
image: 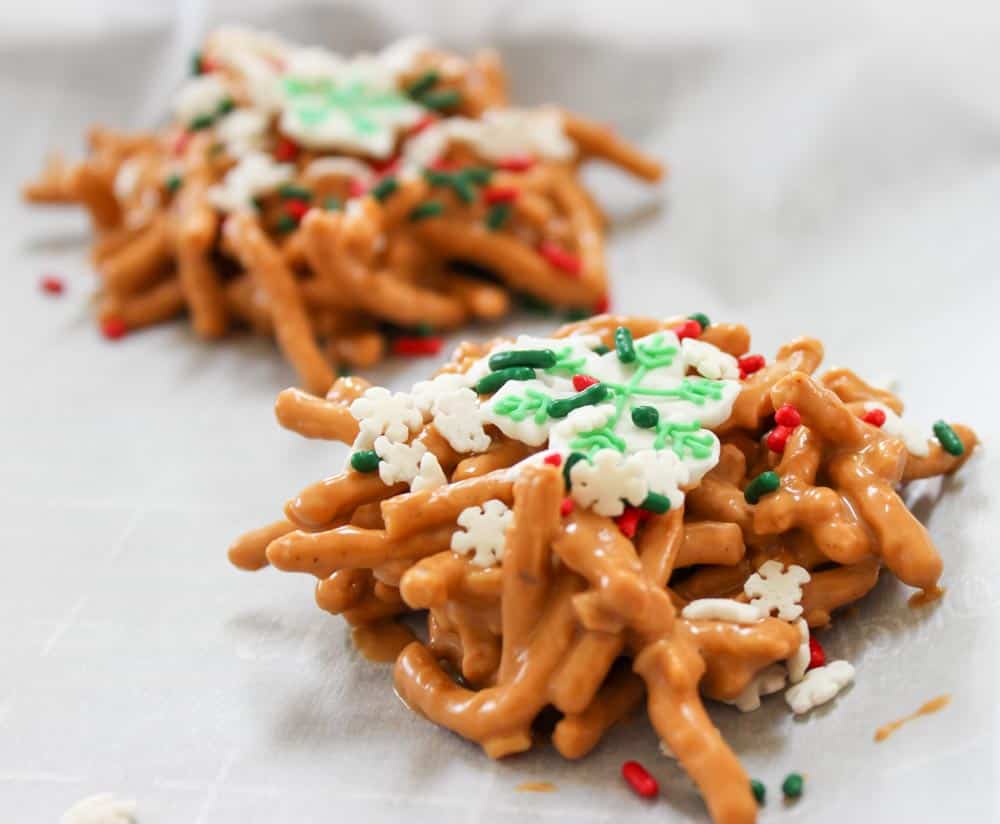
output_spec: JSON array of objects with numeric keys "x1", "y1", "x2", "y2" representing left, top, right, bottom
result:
[
  {"x1": 392, "y1": 336, "x2": 443, "y2": 357},
  {"x1": 429, "y1": 157, "x2": 457, "y2": 172},
  {"x1": 738, "y1": 354, "x2": 766, "y2": 379},
  {"x1": 614, "y1": 506, "x2": 651, "y2": 539},
  {"x1": 621, "y1": 760, "x2": 659, "y2": 799},
  {"x1": 482, "y1": 185, "x2": 519, "y2": 205},
  {"x1": 173, "y1": 130, "x2": 193, "y2": 157},
  {"x1": 101, "y1": 317, "x2": 128, "y2": 340},
  {"x1": 496, "y1": 154, "x2": 535, "y2": 172},
  {"x1": 766, "y1": 425, "x2": 793, "y2": 453},
  {"x1": 808, "y1": 636, "x2": 826, "y2": 670},
  {"x1": 200, "y1": 57, "x2": 219, "y2": 73},
  {"x1": 40, "y1": 275, "x2": 64, "y2": 295},
  {"x1": 283, "y1": 199, "x2": 310, "y2": 221},
  {"x1": 349, "y1": 178, "x2": 368, "y2": 198},
  {"x1": 370, "y1": 156, "x2": 399, "y2": 176},
  {"x1": 408, "y1": 113, "x2": 438, "y2": 136},
  {"x1": 274, "y1": 136, "x2": 299, "y2": 162},
  {"x1": 538, "y1": 242, "x2": 581, "y2": 277},
  {"x1": 594, "y1": 294, "x2": 611, "y2": 314},
  {"x1": 774, "y1": 404, "x2": 802, "y2": 428},
  {"x1": 560, "y1": 496, "x2": 575, "y2": 517},
  {"x1": 572, "y1": 374, "x2": 599, "y2": 391},
  {"x1": 543, "y1": 452, "x2": 563, "y2": 467},
  {"x1": 862, "y1": 408, "x2": 887, "y2": 427},
  {"x1": 673, "y1": 319, "x2": 701, "y2": 341}
]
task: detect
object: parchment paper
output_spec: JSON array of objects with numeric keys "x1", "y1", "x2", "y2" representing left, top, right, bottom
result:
[{"x1": 1, "y1": 2, "x2": 997, "y2": 821}]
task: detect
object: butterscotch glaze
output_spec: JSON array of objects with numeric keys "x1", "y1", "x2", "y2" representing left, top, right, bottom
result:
[
  {"x1": 874, "y1": 694, "x2": 951, "y2": 742},
  {"x1": 516, "y1": 781, "x2": 556, "y2": 793}
]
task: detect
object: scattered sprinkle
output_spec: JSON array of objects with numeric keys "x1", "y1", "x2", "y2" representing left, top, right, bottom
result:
[
  {"x1": 40, "y1": 274, "x2": 65, "y2": 295},
  {"x1": 406, "y1": 70, "x2": 439, "y2": 99},
  {"x1": 351, "y1": 450, "x2": 380, "y2": 473},
  {"x1": 594, "y1": 294, "x2": 611, "y2": 314},
  {"x1": 475, "y1": 366, "x2": 536, "y2": 395},
  {"x1": 688, "y1": 312, "x2": 711, "y2": 331},
  {"x1": 420, "y1": 89, "x2": 462, "y2": 111},
  {"x1": 538, "y1": 241, "x2": 581, "y2": 276},
  {"x1": 323, "y1": 197, "x2": 344, "y2": 211},
  {"x1": 547, "y1": 382, "x2": 609, "y2": 418},
  {"x1": 409, "y1": 200, "x2": 445, "y2": 221},
  {"x1": 371, "y1": 176, "x2": 399, "y2": 202},
  {"x1": 592, "y1": 344, "x2": 611, "y2": 355},
  {"x1": 563, "y1": 451, "x2": 586, "y2": 489},
  {"x1": 751, "y1": 779, "x2": 766, "y2": 805},
  {"x1": 189, "y1": 113, "x2": 215, "y2": 131},
  {"x1": 283, "y1": 198, "x2": 310, "y2": 221},
  {"x1": 483, "y1": 185, "x2": 519, "y2": 205},
  {"x1": 275, "y1": 213, "x2": 298, "y2": 234},
  {"x1": 489, "y1": 349, "x2": 556, "y2": 371},
  {"x1": 766, "y1": 425, "x2": 793, "y2": 453},
  {"x1": 273, "y1": 135, "x2": 299, "y2": 162},
  {"x1": 621, "y1": 760, "x2": 658, "y2": 799},
  {"x1": 781, "y1": 773, "x2": 804, "y2": 799},
  {"x1": 614, "y1": 326, "x2": 636, "y2": 363},
  {"x1": 496, "y1": 154, "x2": 535, "y2": 172},
  {"x1": 932, "y1": 420, "x2": 964, "y2": 456},
  {"x1": 640, "y1": 491, "x2": 671, "y2": 513},
  {"x1": 808, "y1": 636, "x2": 826, "y2": 670},
  {"x1": 861, "y1": 407, "x2": 886, "y2": 427},
  {"x1": 278, "y1": 183, "x2": 312, "y2": 201},
  {"x1": 673, "y1": 318, "x2": 702, "y2": 341},
  {"x1": 485, "y1": 202, "x2": 511, "y2": 231},
  {"x1": 392, "y1": 335, "x2": 443, "y2": 356},
  {"x1": 101, "y1": 317, "x2": 128, "y2": 340},
  {"x1": 738, "y1": 354, "x2": 766, "y2": 379},
  {"x1": 543, "y1": 452, "x2": 563, "y2": 467},
  {"x1": 560, "y1": 496, "x2": 575, "y2": 517},
  {"x1": 572, "y1": 374, "x2": 599, "y2": 391},
  {"x1": 774, "y1": 404, "x2": 801, "y2": 428},
  {"x1": 631, "y1": 405, "x2": 659, "y2": 429},
  {"x1": 165, "y1": 173, "x2": 183, "y2": 193},
  {"x1": 744, "y1": 470, "x2": 780, "y2": 504}
]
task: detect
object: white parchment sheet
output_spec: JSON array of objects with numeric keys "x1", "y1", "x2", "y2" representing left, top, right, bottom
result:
[{"x1": 1, "y1": 1, "x2": 998, "y2": 821}]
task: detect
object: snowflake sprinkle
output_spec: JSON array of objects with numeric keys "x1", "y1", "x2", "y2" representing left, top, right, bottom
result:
[
  {"x1": 431, "y1": 387, "x2": 491, "y2": 453},
  {"x1": 374, "y1": 436, "x2": 427, "y2": 486},
  {"x1": 61, "y1": 793, "x2": 137, "y2": 824},
  {"x1": 569, "y1": 449, "x2": 648, "y2": 517},
  {"x1": 744, "y1": 560, "x2": 811, "y2": 621},
  {"x1": 864, "y1": 401, "x2": 930, "y2": 457},
  {"x1": 681, "y1": 338, "x2": 739, "y2": 381},
  {"x1": 785, "y1": 660, "x2": 855, "y2": 714},
  {"x1": 451, "y1": 499, "x2": 513, "y2": 567},
  {"x1": 350, "y1": 386, "x2": 423, "y2": 449},
  {"x1": 410, "y1": 452, "x2": 447, "y2": 493}
]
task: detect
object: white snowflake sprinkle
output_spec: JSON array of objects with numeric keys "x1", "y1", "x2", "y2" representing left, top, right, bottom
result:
[
  {"x1": 730, "y1": 663, "x2": 787, "y2": 712},
  {"x1": 349, "y1": 386, "x2": 423, "y2": 449},
  {"x1": 864, "y1": 401, "x2": 930, "y2": 457},
  {"x1": 451, "y1": 499, "x2": 513, "y2": 567},
  {"x1": 374, "y1": 436, "x2": 427, "y2": 487},
  {"x1": 785, "y1": 660, "x2": 855, "y2": 714},
  {"x1": 569, "y1": 448, "x2": 648, "y2": 517},
  {"x1": 173, "y1": 73, "x2": 230, "y2": 123},
  {"x1": 629, "y1": 449, "x2": 689, "y2": 510},
  {"x1": 431, "y1": 388, "x2": 491, "y2": 453},
  {"x1": 681, "y1": 338, "x2": 739, "y2": 381},
  {"x1": 787, "y1": 618, "x2": 810, "y2": 684},
  {"x1": 61, "y1": 793, "x2": 137, "y2": 824},
  {"x1": 207, "y1": 151, "x2": 295, "y2": 213},
  {"x1": 744, "y1": 560, "x2": 811, "y2": 621},
  {"x1": 410, "y1": 452, "x2": 447, "y2": 493},
  {"x1": 681, "y1": 598, "x2": 764, "y2": 624},
  {"x1": 215, "y1": 108, "x2": 269, "y2": 158}
]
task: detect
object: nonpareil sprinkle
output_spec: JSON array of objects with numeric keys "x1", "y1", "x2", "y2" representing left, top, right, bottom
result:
[
  {"x1": 750, "y1": 779, "x2": 766, "y2": 805},
  {"x1": 766, "y1": 425, "x2": 793, "y2": 453},
  {"x1": 572, "y1": 374, "x2": 599, "y2": 391},
  {"x1": 673, "y1": 319, "x2": 702, "y2": 341},
  {"x1": 614, "y1": 326, "x2": 636, "y2": 363},
  {"x1": 688, "y1": 312, "x2": 711, "y2": 331},
  {"x1": 543, "y1": 452, "x2": 563, "y2": 467},
  {"x1": 560, "y1": 496, "x2": 575, "y2": 517},
  {"x1": 640, "y1": 492, "x2": 671, "y2": 514},
  {"x1": 631, "y1": 405, "x2": 659, "y2": 429},
  {"x1": 40, "y1": 275, "x2": 65, "y2": 295},
  {"x1": 774, "y1": 404, "x2": 802, "y2": 428},
  {"x1": 861, "y1": 407, "x2": 886, "y2": 427},
  {"x1": 738, "y1": 354, "x2": 766, "y2": 378},
  {"x1": 323, "y1": 197, "x2": 343, "y2": 211},
  {"x1": 475, "y1": 366, "x2": 537, "y2": 395},
  {"x1": 275, "y1": 213, "x2": 298, "y2": 235},
  {"x1": 351, "y1": 450, "x2": 380, "y2": 473},
  {"x1": 483, "y1": 185, "x2": 519, "y2": 205},
  {"x1": 274, "y1": 136, "x2": 299, "y2": 162},
  {"x1": 932, "y1": 420, "x2": 964, "y2": 456},
  {"x1": 592, "y1": 344, "x2": 611, "y2": 355},
  {"x1": 594, "y1": 294, "x2": 611, "y2": 314},
  {"x1": 744, "y1": 471, "x2": 781, "y2": 504},
  {"x1": 781, "y1": 773, "x2": 804, "y2": 799},
  {"x1": 101, "y1": 317, "x2": 128, "y2": 340}
]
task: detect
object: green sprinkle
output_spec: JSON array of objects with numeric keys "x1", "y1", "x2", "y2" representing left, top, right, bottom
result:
[
  {"x1": 451, "y1": 176, "x2": 475, "y2": 204},
  {"x1": 548, "y1": 383, "x2": 610, "y2": 418},
  {"x1": 744, "y1": 471, "x2": 781, "y2": 504},
  {"x1": 189, "y1": 113, "x2": 214, "y2": 131},
  {"x1": 631, "y1": 405, "x2": 659, "y2": 429},
  {"x1": 350, "y1": 450, "x2": 380, "y2": 473},
  {"x1": 216, "y1": 97, "x2": 235, "y2": 116},
  {"x1": 165, "y1": 174, "x2": 183, "y2": 194},
  {"x1": 461, "y1": 166, "x2": 493, "y2": 185},
  {"x1": 475, "y1": 366, "x2": 536, "y2": 395},
  {"x1": 932, "y1": 420, "x2": 964, "y2": 456},
  {"x1": 781, "y1": 773, "x2": 803, "y2": 799},
  {"x1": 518, "y1": 293, "x2": 554, "y2": 314},
  {"x1": 562, "y1": 307, "x2": 590, "y2": 322},
  {"x1": 614, "y1": 326, "x2": 637, "y2": 363},
  {"x1": 323, "y1": 197, "x2": 343, "y2": 211},
  {"x1": 750, "y1": 779, "x2": 766, "y2": 805},
  {"x1": 336, "y1": 365, "x2": 352, "y2": 377},
  {"x1": 489, "y1": 349, "x2": 556, "y2": 371},
  {"x1": 409, "y1": 200, "x2": 444, "y2": 221},
  {"x1": 407, "y1": 70, "x2": 439, "y2": 99},
  {"x1": 414, "y1": 322, "x2": 435, "y2": 337},
  {"x1": 279, "y1": 184, "x2": 312, "y2": 201},
  {"x1": 592, "y1": 344, "x2": 610, "y2": 355},
  {"x1": 191, "y1": 51, "x2": 203, "y2": 75},
  {"x1": 485, "y1": 202, "x2": 511, "y2": 231},
  {"x1": 420, "y1": 89, "x2": 461, "y2": 111},
  {"x1": 688, "y1": 312, "x2": 711, "y2": 331},
  {"x1": 423, "y1": 168, "x2": 452, "y2": 187},
  {"x1": 371, "y1": 177, "x2": 399, "y2": 202},
  {"x1": 275, "y1": 214, "x2": 298, "y2": 235},
  {"x1": 563, "y1": 452, "x2": 586, "y2": 489},
  {"x1": 641, "y1": 492, "x2": 671, "y2": 514}
]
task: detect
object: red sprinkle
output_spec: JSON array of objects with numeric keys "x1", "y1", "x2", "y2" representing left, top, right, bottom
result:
[
  {"x1": 274, "y1": 136, "x2": 299, "y2": 163},
  {"x1": 101, "y1": 317, "x2": 128, "y2": 340},
  {"x1": 572, "y1": 374, "x2": 600, "y2": 391},
  {"x1": 621, "y1": 760, "x2": 659, "y2": 799},
  {"x1": 673, "y1": 319, "x2": 702, "y2": 341},
  {"x1": 482, "y1": 185, "x2": 519, "y2": 205},
  {"x1": 543, "y1": 452, "x2": 563, "y2": 467},
  {"x1": 560, "y1": 497, "x2": 575, "y2": 517},
  {"x1": 766, "y1": 425, "x2": 793, "y2": 453},
  {"x1": 283, "y1": 199, "x2": 310, "y2": 221},
  {"x1": 429, "y1": 157, "x2": 458, "y2": 172},
  {"x1": 808, "y1": 636, "x2": 826, "y2": 670},
  {"x1": 40, "y1": 275, "x2": 64, "y2": 295},
  {"x1": 349, "y1": 178, "x2": 368, "y2": 198},
  {"x1": 538, "y1": 242, "x2": 581, "y2": 277},
  {"x1": 862, "y1": 408, "x2": 887, "y2": 427},
  {"x1": 615, "y1": 506, "x2": 651, "y2": 539},
  {"x1": 172, "y1": 130, "x2": 193, "y2": 157},
  {"x1": 738, "y1": 354, "x2": 766, "y2": 379},
  {"x1": 200, "y1": 57, "x2": 219, "y2": 73},
  {"x1": 408, "y1": 113, "x2": 438, "y2": 136},
  {"x1": 594, "y1": 294, "x2": 611, "y2": 314},
  {"x1": 774, "y1": 404, "x2": 802, "y2": 428},
  {"x1": 392, "y1": 336, "x2": 444, "y2": 356},
  {"x1": 496, "y1": 154, "x2": 536, "y2": 172},
  {"x1": 370, "y1": 156, "x2": 399, "y2": 176}
]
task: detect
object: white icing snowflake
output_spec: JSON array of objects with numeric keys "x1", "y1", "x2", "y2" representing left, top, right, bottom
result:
[
  {"x1": 451, "y1": 499, "x2": 513, "y2": 568},
  {"x1": 61, "y1": 793, "x2": 137, "y2": 824},
  {"x1": 410, "y1": 452, "x2": 447, "y2": 493},
  {"x1": 173, "y1": 73, "x2": 230, "y2": 123},
  {"x1": 785, "y1": 660, "x2": 855, "y2": 714},
  {"x1": 681, "y1": 338, "x2": 739, "y2": 381},
  {"x1": 215, "y1": 109, "x2": 269, "y2": 158},
  {"x1": 681, "y1": 598, "x2": 764, "y2": 624},
  {"x1": 207, "y1": 151, "x2": 295, "y2": 213},
  {"x1": 349, "y1": 386, "x2": 423, "y2": 449},
  {"x1": 374, "y1": 436, "x2": 427, "y2": 487},
  {"x1": 482, "y1": 378, "x2": 556, "y2": 447},
  {"x1": 630, "y1": 449, "x2": 690, "y2": 510},
  {"x1": 744, "y1": 560, "x2": 811, "y2": 621},
  {"x1": 730, "y1": 663, "x2": 787, "y2": 712},
  {"x1": 569, "y1": 449, "x2": 648, "y2": 517},
  {"x1": 864, "y1": 401, "x2": 930, "y2": 457},
  {"x1": 431, "y1": 388, "x2": 491, "y2": 453},
  {"x1": 787, "y1": 618, "x2": 810, "y2": 684}
]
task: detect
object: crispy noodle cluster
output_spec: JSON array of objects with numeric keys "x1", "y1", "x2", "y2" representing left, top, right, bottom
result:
[
  {"x1": 229, "y1": 314, "x2": 976, "y2": 824},
  {"x1": 22, "y1": 27, "x2": 662, "y2": 394}
]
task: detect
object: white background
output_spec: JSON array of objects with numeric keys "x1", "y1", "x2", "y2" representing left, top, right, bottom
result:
[{"x1": 1, "y1": 1, "x2": 998, "y2": 821}]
